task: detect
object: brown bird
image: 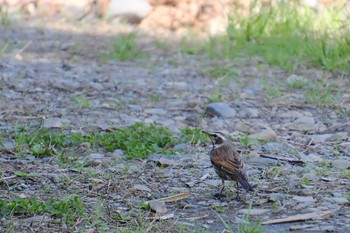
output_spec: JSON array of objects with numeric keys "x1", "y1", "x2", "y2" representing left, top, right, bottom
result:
[{"x1": 202, "y1": 130, "x2": 254, "y2": 200}]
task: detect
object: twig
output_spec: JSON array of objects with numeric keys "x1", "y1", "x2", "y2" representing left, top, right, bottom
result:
[{"x1": 260, "y1": 154, "x2": 305, "y2": 165}]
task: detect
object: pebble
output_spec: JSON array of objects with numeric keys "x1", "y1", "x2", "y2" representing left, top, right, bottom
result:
[
  {"x1": 238, "y1": 208, "x2": 270, "y2": 215},
  {"x1": 306, "y1": 153, "x2": 324, "y2": 163},
  {"x1": 288, "y1": 116, "x2": 316, "y2": 132},
  {"x1": 44, "y1": 118, "x2": 70, "y2": 129},
  {"x1": 205, "y1": 102, "x2": 236, "y2": 118},
  {"x1": 130, "y1": 184, "x2": 152, "y2": 193},
  {"x1": 250, "y1": 129, "x2": 279, "y2": 141},
  {"x1": 324, "y1": 197, "x2": 349, "y2": 205},
  {"x1": 269, "y1": 193, "x2": 285, "y2": 202},
  {"x1": 87, "y1": 153, "x2": 111, "y2": 166},
  {"x1": 246, "y1": 157, "x2": 278, "y2": 167},
  {"x1": 332, "y1": 158, "x2": 350, "y2": 169},
  {"x1": 148, "y1": 200, "x2": 167, "y2": 214},
  {"x1": 293, "y1": 196, "x2": 316, "y2": 203}
]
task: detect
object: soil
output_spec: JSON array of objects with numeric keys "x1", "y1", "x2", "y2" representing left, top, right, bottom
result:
[{"x1": 0, "y1": 17, "x2": 350, "y2": 232}]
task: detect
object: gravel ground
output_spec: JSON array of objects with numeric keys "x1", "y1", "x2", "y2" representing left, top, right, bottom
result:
[{"x1": 1, "y1": 18, "x2": 350, "y2": 233}]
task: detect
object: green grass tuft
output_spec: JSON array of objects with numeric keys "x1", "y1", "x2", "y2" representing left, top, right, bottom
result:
[
  {"x1": 0, "y1": 195, "x2": 86, "y2": 225},
  {"x1": 105, "y1": 33, "x2": 145, "y2": 61}
]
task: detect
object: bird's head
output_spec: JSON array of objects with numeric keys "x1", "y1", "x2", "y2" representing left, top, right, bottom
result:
[{"x1": 202, "y1": 130, "x2": 227, "y2": 148}]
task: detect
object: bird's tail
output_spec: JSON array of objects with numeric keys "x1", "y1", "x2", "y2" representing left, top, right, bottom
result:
[{"x1": 238, "y1": 178, "x2": 254, "y2": 191}]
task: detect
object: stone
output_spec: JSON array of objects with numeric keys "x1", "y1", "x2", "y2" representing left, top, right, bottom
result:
[
  {"x1": 44, "y1": 117, "x2": 70, "y2": 129},
  {"x1": 111, "y1": 149, "x2": 125, "y2": 160},
  {"x1": 269, "y1": 193, "x2": 285, "y2": 202},
  {"x1": 286, "y1": 174, "x2": 299, "y2": 188},
  {"x1": 106, "y1": 0, "x2": 152, "y2": 23},
  {"x1": 238, "y1": 208, "x2": 270, "y2": 215},
  {"x1": 246, "y1": 157, "x2": 278, "y2": 167},
  {"x1": 279, "y1": 110, "x2": 304, "y2": 118},
  {"x1": 293, "y1": 196, "x2": 316, "y2": 203},
  {"x1": 173, "y1": 143, "x2": 191, "y2": 151},
  {"x1": 205, "y1": 102, "x2": 236, "y2": 118},
  {"x1": 130, "y1": 184, "x2": 152, "y2": 193},
  {"x1": 332, "y1": 158, "x2": 350, "y2": 169},
  {"x1": 324, "y1": 197, "x2": 349, "y2": 205},
  {"x1": 87, "y1": 153, "x2": 110, "y2": 166},
  {"x1": 239, "y1": 108, "x2": 259, "y2": 118},
  {"x1": 235, "y1": 121, "x2": 254, "y2": 134},
  {"x1": 306, "y1": 153, "x2": 324, "y2": 162},
  {"x1": 250, "y1": 129, "x2": 279, "y2": 142},
  {"x1": 288, "y1": 116, "x2": 317, "y2": 132},
  {"x1": 144, "y1": 108, "x2": 167, "y2": 115},
  {"x1": 148, "y1": 200, "x2": 167, "y2": 214}
]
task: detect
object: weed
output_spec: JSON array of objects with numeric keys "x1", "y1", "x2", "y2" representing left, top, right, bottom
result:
[
  {"x1": 343, "y1": 170, "x2": 350, "y2": 179},
  {"x1": 304, "y1": 81, "x2": 341, "y2": 106},
  {"x1": 209, "y1": 92, "x2": 223, "y2": 102},
  {"x1": 105, "y1": 33, "x2": 144, "y2": 61},
  {"x1": 238, "y1": 202, "x2": 264, "y2": 233},
  {"x1": 179, "y1": 128, "x2": 207, "y2": 145},
  {"x1": 239, "y1": 135, "x2": 260, "y2": 148},
  {"x1": 149, "y1": 94, "x2": 162, "y2": 103},
  {"x1": 213, "y1": 205, "x2": 229, "y2": 213},
  {"x1": 73, "y1": 96, "x2": 91, "y2": 109},
  {"x1": 201, "y1": 2, "x2": 350, "y2": 72},
  {"x1": 0, "y1": 6, "x2": 10, "y2": 25},
  {"x1": 0, "y1": 195, "x2": 86, "y2": 225}
]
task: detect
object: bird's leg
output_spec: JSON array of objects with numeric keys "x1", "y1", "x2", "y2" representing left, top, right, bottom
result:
[
  {"x1": 235, "y1": 180, "x2": 241, "y2": 201},
  {"x1": 214, "y1": 180, "x2": 226, "y2": 199},
  {"x1": 219, "y1": 179, "x2": 225, "y2": 195}
]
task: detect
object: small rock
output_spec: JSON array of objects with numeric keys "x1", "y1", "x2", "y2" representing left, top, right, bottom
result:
[
  {"x1": 286, "y1": 174, "x2": 299, "y2": 188},
  {"x1": 87, "y1": 153, "x2": 110, "y2": 166},
  {"x1": 280, "y1": 110, "x2": 304, "y2": 118},
  {"x1": 44, "y1": 118, "x2": 70, "y2": 129},
  {"x1": 144, "y1": 108, "x2": 167, "y2": 115},
  {"x1": 205, "y1": 102, "x2": 236, "y2": 118},
  {"x1": 269, "y1": 193, "x2": 285, "y2": 202},
  {"x1": 306, "y1": 153, "x2": 324, "y2": 163},
  {"x1": 250, "y1": 129, "x2": 279, "y2": 141},
  {"x1": 158, "y1": 157, "x2": 182, "y2": 166},
  {"x1": 130, "y1": 184, "x2": 152, "y2": 193},
  {"x1": 239, "y1": 108, "x2": 259, "y2": 118},
  {"x1": 288, "y1": 116, "x2": 316, "y2": 132},
  {"x1": 235, "y1": 121, "x2": 254, "y2": 134},
  {"x1": 246, "y1": 157, "x2": 278, "y2": 167},
  {"x1": 332, "y1": 158, "x2": 350, "y2": 169},
  {"x1": 111, "y1": 149, "x2": 125, "y2": 160},
  {"x1": 247, "y1": 151, "x2": 260, "y2": 158},
  {"x1": 48, "y1": 174, "x2": 60, "y2": 183},
  {"x1": 148, "y1": 200, "x2": 167, "y2": 214},
  {"x1": 310, "y1": 134, "x2": 333, "y2": 143},
  {"x1": 287, "y1": 74, "x2": 309, "y2": 88},
  {"x1": 293, "y1": 196, "x2": 316, "y2": 203},
  {"x1": 173, "y1": 143, "x2": 191, "y2": 151},
  {"x1": 238, "y1": 208, "x2": 270, "y2": 215},
  {"x1": 22, "y1": 215, "x2": 51, "y2": 222},
  {"x1": 324, "y1": 197, "x2": 349, "y2": 205}
]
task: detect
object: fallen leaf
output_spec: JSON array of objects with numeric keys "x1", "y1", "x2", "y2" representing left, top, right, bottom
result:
[
  {"x1": 159, "y1": 193, "x2": 191, "y2": 203},
  {"x1": 261, "y1": 211, "x2": 333, "y2": 225}
]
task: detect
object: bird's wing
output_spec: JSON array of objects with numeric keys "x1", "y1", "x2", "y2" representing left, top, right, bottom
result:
[{"x1": 210, "y1": 145, "x2": 245, "y2": 176}]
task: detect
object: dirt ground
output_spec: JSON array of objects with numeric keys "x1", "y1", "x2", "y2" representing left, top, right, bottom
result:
[{"x1": 0, "y1": 17, "x2": 350, "y2": 233}]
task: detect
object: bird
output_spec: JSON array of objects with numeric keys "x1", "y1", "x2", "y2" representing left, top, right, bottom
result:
[{"x1": 202, "y1": 130, "x2": 254, "y2": 200}]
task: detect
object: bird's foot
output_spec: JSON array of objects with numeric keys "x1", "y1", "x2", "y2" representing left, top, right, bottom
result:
[
  {"x1": 233, "y1": 194, "x2": 241, "y2": 201},
  {"x1": 213, "y1": 192, "x2": 226, "y2": 201}
]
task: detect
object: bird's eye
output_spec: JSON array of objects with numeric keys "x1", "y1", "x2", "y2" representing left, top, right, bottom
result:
[{"x1": 213, "y1": 135, "x2": 217, "y2": 138}]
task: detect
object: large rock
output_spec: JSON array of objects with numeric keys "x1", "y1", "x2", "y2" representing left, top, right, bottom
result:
[{"x1": 205, "y1": 102, "x2": 236, "y2": 118}]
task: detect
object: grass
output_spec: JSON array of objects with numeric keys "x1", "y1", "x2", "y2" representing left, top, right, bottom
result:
[
  {"x1": 238, "y1": 202, "x2": 264, "y2": 233},
  {"x1": 0, "y1": 195, "x2": 86, "y2": 225},
  {"x1": 0, "y1": 123, "x2": 210, "y2": 160},
  {"x1": 181, "y1": 1, "x2": 350, "y2": 73},
  {"x1": 105, "y1": 32, "x2": 145, "y2": 61},
  {"x1": 303, "y1": 80, "x2": 341, "y2": 106}
]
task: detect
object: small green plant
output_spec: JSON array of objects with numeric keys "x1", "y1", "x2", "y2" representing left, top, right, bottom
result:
[
  {"x1": 149, "y1": 94, "x2": 162, "y2": 103},
  {"x1": 238, "y1": 202, "x2": 264, "y2": 233},
  {"x1": 0, "y1": 6, "x2": 10, "y2": 25},
  {"x1": 73, "y1": 96, "x2": 91, "y2": 109},
  {"x1": 106, "y1": 33, "x2": 144, "y2": 61},
  {"x1": 239, "y1": 135, "x2": 259, "y2": 148},
  {"x1": 0, "y1": 195, "x2": 86, "y2": 225},
  {"x1": 343, "y1": 170, "x2": 350, "y2": 179},
  {"x1": 304, "y1": 82, "x2": 341, "y2": 106},
  {"x1": 209, "y1": 92, "x2": 223, "y2": 103},
  {"x1": 213, "y1": 205, "x2": 229, "y2": 213},
  {"x1": 179, "y1": 128, "x2": 207, "y2": 145}
]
